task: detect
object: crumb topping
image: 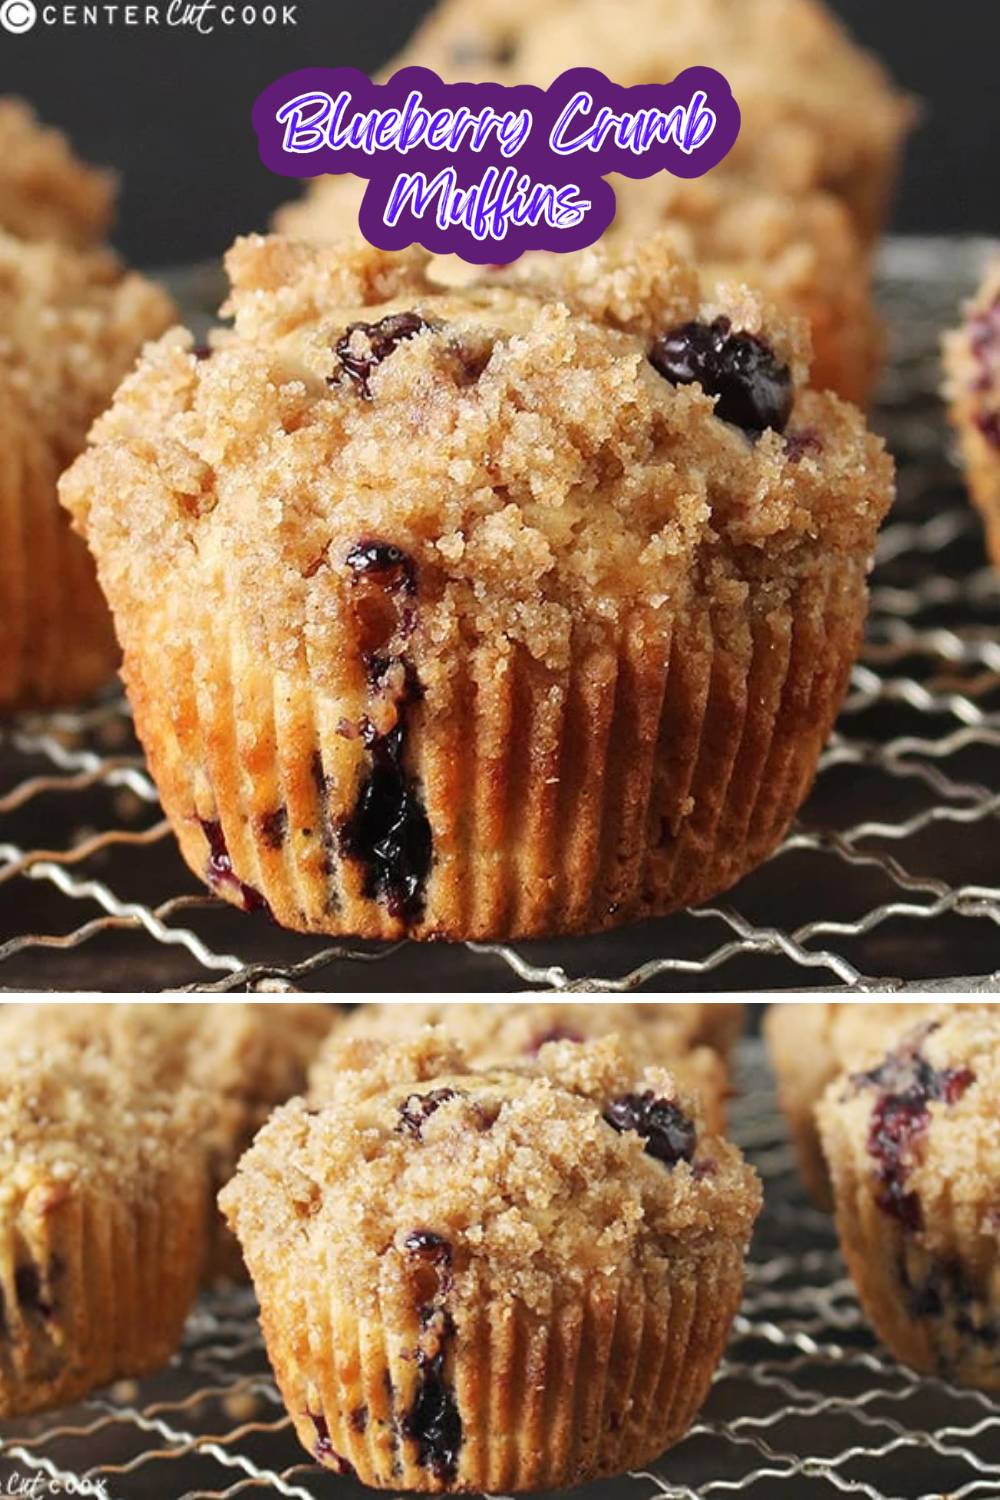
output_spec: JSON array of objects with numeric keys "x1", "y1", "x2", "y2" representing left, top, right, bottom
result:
[
  {"x1": 0, "y1": 98, "x2": 116, "y2": 248},
  {"x1": 314, "y1": 1003, "x2": 734, "y2": 1130},
  {"x1": 221, "y1": 1031, "x2": 761, "y2": 1316},
  {"x1": 0, "y1": 1035, "x2": 210, "y2": 1210},
  {"x1": 0, "y1": 231, "x2": 175, "y2": 463},
  {"x1": 60, "y1": 232, "x2": 893, "y2": 684}
]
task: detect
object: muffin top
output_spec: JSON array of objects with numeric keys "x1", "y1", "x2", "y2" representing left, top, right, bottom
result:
[
  {"x1": 944, "y1": 260, "x2": 1000, "y2": 453},
  {"x1": 769, "y1": 1002, "x2": 943, "y2": 1079},
  {"x1": 221, "y1": 1031, "x2": 761, "y2": 1315},
  {"x1": 0, "y1": 98, "x2": 115, "y2": 249},
  {"x1": 60, "y1": 232, "x2": 892, "y2": 683},
  {"x1": 819, "y1": 1007, "x2": 1000, "y2": 1252},
  {"x1": 0, "y1": 1034, "x2": 210, "y2": 1211},
  {"x1": 314, "y1": 1005, "x2": 732, "y2": 1131},
  {"x1": 388, "y1": 0, "x2": 911, "y2": 214},
  {"x1": 0, "y1": 232, "x2": 175, "y2": 463},
  {"x1": 323, "y1": 1001, "x2": 739, "y2": 1062},
  {"x1": 0, "y1": 1002, "x2": 338, "y2": 1176},
  {"x1": 279, "y1": 170, "x2": 870, "y2": 326}
]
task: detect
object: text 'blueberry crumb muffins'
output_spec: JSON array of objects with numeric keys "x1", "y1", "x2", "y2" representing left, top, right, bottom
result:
[
  {"x1": 318, "y1": 1001, "x2": 744, "y2": 1133},
  {"x1": 60, "y1": 231, "x2": 894, "y2": 940},
  {"x1": 0, "y1": 231, "x2": 175, "y2": 710},
  {"x1": 943, "y1": 259, "x2": 1000, "y2": 564},
  {"x1": 817, "y1": 1006, "x2": 1000, "y2": 1390},
  {"x1": 0, "y1": 1036, "x2": 210, "y2": 1416},
  {"x1": 765, "y1": 1002, "x2": 940, "y2": 1211},
  {"x1": 220, "y1": 1032, "x2": 762, "y2": 1492},
  {"x1": 0, "y1": 98, "x2": 116, "y2": 249}
]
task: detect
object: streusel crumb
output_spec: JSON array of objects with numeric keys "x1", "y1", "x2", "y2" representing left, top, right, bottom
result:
[
  {"x1": 315, "y1": 1003, "x2": 736, "y2": 1130},
  {"x1": 375, "y1": 0, "x2": 913, "y2": 240},
  {"x1": 63, "y1": 231, "x2": 890, "y2": 681},
  {"x1": 224, "y1": 1030, "x2": 760, "y2": 1316},
  {"x1": 0, "y1": 1034, "x2": 209, "y2": 1210},
  {"x1": 0, "y1": 98, "x2": 115, "y2": 248},
  {"x1": 0, "y1": 231, "x2": 175, "y2": 463}
]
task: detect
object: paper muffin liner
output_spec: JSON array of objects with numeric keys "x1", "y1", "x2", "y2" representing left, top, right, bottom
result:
[
  {"x1": 0, "y1": 375, "x2": 118, "y2": 711},
  {"x1": 0, "y1": 1170, "x2": 206, "y2": 1416},
  {"x1": 251, "y1": 1242, "x2": 747, "y2": 1492},
  {"x1": 119, "y1": 545, "x2": 871, "y2": 943},
  {"x1": 819, "y1": 1086, "x2": 1000, "y2": 1391}
]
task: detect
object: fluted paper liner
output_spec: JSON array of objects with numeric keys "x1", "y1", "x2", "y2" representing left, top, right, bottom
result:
[
  {"x1": 117, "y1": 547, "x2": 870, "y2": 942},
  {"x1": 0, "y1": 375, "x2": 117, "y2": 711},
  {"x1": 0, "y1": 1173, "x2": 205, "y2": 1416},
  {"x1": 249, "y1": 1244, "x2": 748, "y2": 1492}
]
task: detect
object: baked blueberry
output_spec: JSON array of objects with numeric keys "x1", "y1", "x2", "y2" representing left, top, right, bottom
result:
[
  {"x1": 603, "y1": 1091, "x2": 697, "y2": 1168},
  {"x1": 649, "y1": 317, "x2": 793, "y2": 434},
  {"x1": 334, "y1": 311, "x2": 430, "y2": 399}
]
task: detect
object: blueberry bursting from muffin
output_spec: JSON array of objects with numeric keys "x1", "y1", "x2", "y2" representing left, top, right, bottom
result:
[
  {"x1": 819, "y1": 1011, "x2": 1000, "y2": 1390},
  {"x1": 369, "y1": 1083, "x2": 704, "y2": 1485},
  {"x1": 318, "y1": 307, "x2": 795, "y2": 926},
  {"x1": 850, "y1": 1026, "x2": 973, "y2": 1232}
]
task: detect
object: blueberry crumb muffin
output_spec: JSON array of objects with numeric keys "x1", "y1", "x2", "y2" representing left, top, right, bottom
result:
[
  {"x1": 221, "y1": 1031, "x2": 761, "y2": 1491},
  {"x1": 0, "y1": 1035, "x2": 210, "y2": 1416},
  {"x1": 765, "y1": 1003, "x2": 937, "y2": 1210},
  {"x1": 818, "y1": 1007, "x2": 1000, "y2": 1389},
  {"x1": 0, "y1": 98, "x2": 115, "y2": 248},
  {"x1": 317, "y1": 1002, "x2": 743, "y2": 1131},
  {"x1": 61, "y1": 231, "x2": 894, "y2": 939},
  {"x1": 0, "y1": 1002, "x2": 339, "y2": 1282},
  {"x1": 944, "y1": 259, "x2": 1000, "y2": 563},
  {"x1": 0, "y1": 232, "x2": 175, "y2": 709}
]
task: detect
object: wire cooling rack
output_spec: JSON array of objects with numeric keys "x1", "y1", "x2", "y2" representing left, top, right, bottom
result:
[
  {"x1": 3, "y1": 238, "x2": 1000, "y2": 993},
  {"x1": 1, "y1": 1037, "x2": 996, "y2": 1499}
]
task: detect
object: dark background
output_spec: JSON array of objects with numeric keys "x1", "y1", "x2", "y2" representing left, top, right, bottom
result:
[{"x1": 1, "y1": 0, "x2": 993, "y2": 267}]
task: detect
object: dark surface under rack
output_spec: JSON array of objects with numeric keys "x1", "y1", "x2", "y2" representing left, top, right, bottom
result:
[
  {"x1": 3, "y1": 239, "x2": 1000, "y2": 993},
  {"x1": 0, "y1": 1039, "x2": 996, "y2": 1499}
]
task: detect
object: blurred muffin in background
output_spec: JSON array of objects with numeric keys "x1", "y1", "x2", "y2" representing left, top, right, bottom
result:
[
  {"x1": 0, "y1": 232, "x2": 174, "y2": 709},
  {"x1": 0, "y1": 98, "x2": 116, "y2": 248}
]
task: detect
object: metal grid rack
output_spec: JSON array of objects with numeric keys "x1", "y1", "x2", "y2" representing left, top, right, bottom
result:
[
  {"x1": 1, "y1": 1039, "x2": 996, "y2": 1499},
  {"x1": 3, "y1": 239, "x2": 1000, "y2": 993}
]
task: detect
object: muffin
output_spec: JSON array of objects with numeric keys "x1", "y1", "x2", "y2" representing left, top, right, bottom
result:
[
  {"x1": 0, "y1": 1002, "x2": 339, "y2": 1280},
  {"x1": 0, "y1": 1034, "x2": 210, "y2": 1416},
  {"x1": 0, "y1": 98, "x2": 115, "y2": 248},
  {"x1": 220, "y1": 1031, "x2": 762, "y2": 1490},
  {"x1": 351, "y1": 0, "x2": 912, "y2": 244},
  {"x1": 943, "y1": 259, "x2": 1000, "y2": 563},
  {"x1": 60, "y1": 231, "x2": 894, "y2": 940},
  {"x1": 0, "y1": 232, "x2": 175, "y2": 709},
  {"x1": 317, "y1": 1002, "x2": 742, "y2": 1132},
  {"x1": 817, "y1": 1007, "x2": 1000, "y2": 1390},
  {"x1": 279, "y1": 173, "x2": 882, "y2": 408},
  {"x1": 765, "y1": 1003, "x2": 940, "y2": 1210}
]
